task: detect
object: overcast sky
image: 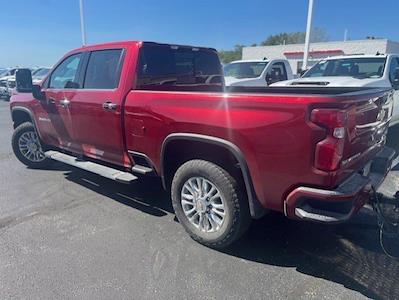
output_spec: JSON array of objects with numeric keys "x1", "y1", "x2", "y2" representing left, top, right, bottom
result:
[{"x1": 1, "y1": 0, "x2": 398, "y2": 67}]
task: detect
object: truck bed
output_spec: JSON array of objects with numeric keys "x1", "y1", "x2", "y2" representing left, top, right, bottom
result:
[
  {"x1": 125, "y1": 85, "x2": 393, "y2": 213},
  {"x1": 226, "y1": 86, "x2": 390, "y2": 95}
]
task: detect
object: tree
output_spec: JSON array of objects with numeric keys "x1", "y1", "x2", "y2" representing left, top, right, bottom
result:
[
  {"x1": 218, "y1": 44, "x2": 245, "y2": 64},
  {"x1": 260, "y1": 27, "x2": 329, "y2": 46},
  {"x1": 261, "y1": 32, "x2": 305, "y2": 46}
]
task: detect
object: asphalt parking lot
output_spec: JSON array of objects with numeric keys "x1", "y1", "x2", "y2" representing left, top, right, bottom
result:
[{"x1": 0, "y1": 100, "x2": 398, "y2": 299}]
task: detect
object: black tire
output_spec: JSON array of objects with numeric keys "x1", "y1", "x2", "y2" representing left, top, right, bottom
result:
[
  {"x1": 171, "y1": 159, "x2": 251, "y2": 249},
  {"x1": 12, "y1": 122, "x2": 51, "y2": 168}
]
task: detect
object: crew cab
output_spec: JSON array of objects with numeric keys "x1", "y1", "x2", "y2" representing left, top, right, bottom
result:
[
  {"x1": 10, "y1": 41, "x2": 395, "y2": 248},
  {"x1": 223, "y1": 59, "x2": 294, "y2": 87},
  {"x1": 272, "y1": 54, "x2": 399, "y2": 127}
]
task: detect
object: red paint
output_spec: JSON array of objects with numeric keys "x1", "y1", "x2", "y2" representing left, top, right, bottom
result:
[
  {"x1": 10, "y1": 41, "x2": 393, "y2": 216},
  {"x1": 284, "y1": 49, "x2": 344, "y2": 57}
]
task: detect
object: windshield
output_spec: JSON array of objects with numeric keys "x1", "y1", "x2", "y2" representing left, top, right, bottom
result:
[
  {"x1": 303, "y1": 57, "x2": 386, "y2": 79},
  {"x1": 33, "y1": 68, "x2": 50, "y2": 78},
  {"x1": 223, "y1": 62, "x2": 268, "y2": 79},
  {"x1": 0, "y1": 70, "x2": 9, "y2": 77}
]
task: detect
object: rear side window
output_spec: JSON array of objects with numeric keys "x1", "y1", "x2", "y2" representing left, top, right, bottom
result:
[
  {"x1": 136, "y1": 44, "x2": 223, "y2": 91},
  {"x1": 84, "y1": 49, "x2": 124, "y2": 89}
]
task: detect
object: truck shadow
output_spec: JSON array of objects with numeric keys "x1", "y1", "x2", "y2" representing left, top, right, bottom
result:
[
  {"x1": 225, "y1": 209, "x2": 399, "y2": 300},
  {"x1": 61, "y1": 166, "x2": 398, "y2": 300},
  {"x1": 64, "y1": 169, "x2": 174, "y2": 217}
]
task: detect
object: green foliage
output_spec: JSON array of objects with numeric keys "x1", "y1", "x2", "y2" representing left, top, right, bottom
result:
[
  {"x1": 260, "y1": 32, "x2": 305, "y2": 46},
  {"x1": 218, "y1": 45, "x2": 244, "y2": 64},
  {"x1": 260, "y1": 27, "x2": 329, "y2": 46}
]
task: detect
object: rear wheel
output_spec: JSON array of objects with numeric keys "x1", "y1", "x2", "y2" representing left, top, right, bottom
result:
[
  {"x1": 171, "y1": 159, "x2": 251, "y2": 249},
  {"x1": 12, "y1": 122, "x2": 51, "y2": 168}
]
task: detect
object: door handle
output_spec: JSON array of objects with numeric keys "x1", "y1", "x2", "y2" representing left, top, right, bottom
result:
[
  {"x1": 60, "y1": 98, "x2": 70, "y2": 108},
  {"x1": 102, "y1": 101, "x2": 117, "y2": 110}
]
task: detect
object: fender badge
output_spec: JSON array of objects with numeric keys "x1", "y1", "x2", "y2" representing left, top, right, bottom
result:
[{"x1": 38, "y1": 117, "x2": 51, "y2": 122}]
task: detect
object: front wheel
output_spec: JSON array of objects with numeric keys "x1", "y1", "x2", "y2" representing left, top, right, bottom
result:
[
  {"x1": 171, "y1": 160, "x2": 251, "y2": 249},
  {"x1": 12, "y1": 122, "x2": 51, "y2": 168}
]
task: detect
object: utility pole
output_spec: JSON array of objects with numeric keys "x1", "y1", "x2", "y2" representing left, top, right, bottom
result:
[
  {"x1": 302, "y1": 0, "x2": 314, "y2": 70},
  {"x1": 79, "y1": 0, "x2": 87, "y2": 46}
]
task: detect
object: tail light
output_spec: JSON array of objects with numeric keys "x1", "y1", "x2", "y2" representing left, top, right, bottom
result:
[{"x1": 311, "y1": 109, "x2": 348, "y2": 171}]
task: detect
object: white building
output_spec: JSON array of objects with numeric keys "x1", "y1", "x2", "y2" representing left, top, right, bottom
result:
[{"x1": 243, "y1": 39, "x2": 399, "y2": 75}]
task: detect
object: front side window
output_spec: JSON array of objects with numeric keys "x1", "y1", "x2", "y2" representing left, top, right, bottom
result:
[
  {"x1": 303, "y1": 57, "x2": 386, "y2": 79},
  {"x1": 223, "y1": 62, "x2": 268, "y2": 79},
  {"x1": 84, "y1": 49, "x2": 124, "y2": 89},
  {"x1": 136, "y1": 44, "x2": 223, "y2": 91},
  {"x1": 388, "y1": 58, "x2": 399, "y2": 84},
  {"x1": 49, "y1": 53, "x2": 82, "y2": 89},
  {"x1": 266, "y1": 62, "x2": 288, "y2": 84}
]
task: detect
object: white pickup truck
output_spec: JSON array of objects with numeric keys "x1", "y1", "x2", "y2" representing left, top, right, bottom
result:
[
  {"x1": 0, "y1": 68, "x2": 17, "y2": 99},
  {"x1": 223, "y1": 59, "x2": 294, "y2": 87},
  {"x1": 272, "y1": 54, "x2": 399, "y2": 127}
]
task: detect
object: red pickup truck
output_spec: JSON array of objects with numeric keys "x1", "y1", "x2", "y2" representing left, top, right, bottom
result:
[{"x1": 10, "y1": 41, "x2": 395, "y2": 248}]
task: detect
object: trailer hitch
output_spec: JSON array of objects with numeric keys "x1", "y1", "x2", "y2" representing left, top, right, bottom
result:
[{"x1": 370, "y1": 187, "x2": 399, "y2": 258}]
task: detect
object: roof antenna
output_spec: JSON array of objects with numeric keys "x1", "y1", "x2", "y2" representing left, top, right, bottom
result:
[
  {"x1": 263, "y1": 57, "x2": 267, "y2": 60},
  {"x1": 376, "y1": 51, "x2": 381, "y2": 56}
]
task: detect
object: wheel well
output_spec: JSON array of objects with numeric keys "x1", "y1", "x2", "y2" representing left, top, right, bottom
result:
[
  {"x1": 12, "y1": 109, "x2": 32, "y2": 129},
  {"x1": 162, "y1": 139, "x2": 245, "y2": 191}
]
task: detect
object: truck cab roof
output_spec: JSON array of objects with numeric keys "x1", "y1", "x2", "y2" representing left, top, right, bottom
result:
[
  {"x1": 70, "y1": 41, "x2": 217, "y2": 54},
  {"x1": 229, "y1": 59, "x2": 270, "y2": 64}
]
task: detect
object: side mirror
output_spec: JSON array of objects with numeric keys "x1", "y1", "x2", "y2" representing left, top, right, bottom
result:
[
  {"x1": 32, "y1": 84, "x2": 46, "y2": 101},
  {"x1": 299, "y1": 69, "x2": 307, "y2": 77},
  {"x1": 65, "y1": 80, "x2": 80, "y2": 89},
  {"x1": 15, "y1": 69, "x2": 33, "y2": 93}
]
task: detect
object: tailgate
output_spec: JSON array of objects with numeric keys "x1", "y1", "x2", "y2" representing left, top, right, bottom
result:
[
  {"x1": 341, "y1": 90, "x2": 394, "y2": 169},
  {"x1": 310, "y1": 88, "x2": 394, "y2": 185}
]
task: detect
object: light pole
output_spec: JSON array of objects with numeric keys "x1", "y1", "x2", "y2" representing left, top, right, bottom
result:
[
  {"x1": 79, "y1": 0, "x2": 87, "y2": 46},
  {"x1": 302, "y1": 0, "x2": 314, "y2": 70}
]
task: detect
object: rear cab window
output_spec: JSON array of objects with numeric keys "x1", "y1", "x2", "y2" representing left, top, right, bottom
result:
[{"x1": 136, "y1": 43, "x2": 223, "y2": 91}]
